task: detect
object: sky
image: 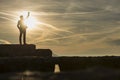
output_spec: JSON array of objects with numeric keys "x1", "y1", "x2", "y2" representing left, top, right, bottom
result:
[{"x1": 0, "y1": 0, "x2": 120, "y2": 56}]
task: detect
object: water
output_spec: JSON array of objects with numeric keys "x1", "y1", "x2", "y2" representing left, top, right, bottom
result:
[{"x1": 0, "y1": 64, "x2": 61, "y2": 80}]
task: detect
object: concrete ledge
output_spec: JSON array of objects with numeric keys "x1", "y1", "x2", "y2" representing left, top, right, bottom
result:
[
  {"x1": 0, "y1": 44, "x2": 52, "y2": 57},
  {"x1": 0, "y1": 44, "x2": 36, "y2": 57},
  {"x1": 36, "y1": 49, "x2": 52, "y2": 57},
  {"x1": 0, "y1": 57, "x2": 55, "y2": 72}
]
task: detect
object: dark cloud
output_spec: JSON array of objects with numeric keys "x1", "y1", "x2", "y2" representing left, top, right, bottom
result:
[{"x1": 107, "y1": 39, "x2": 120, "y2": 46}]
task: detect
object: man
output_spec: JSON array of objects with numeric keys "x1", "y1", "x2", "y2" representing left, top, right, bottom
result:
[{"x1": 17, "y1": 12, "x2": 30, "y2": 45}]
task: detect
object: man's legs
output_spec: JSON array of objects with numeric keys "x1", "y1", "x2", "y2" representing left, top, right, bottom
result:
[
  {"x1": 23, "y1": 30, "x2": 26, "y2": 45},
  {"x1": 19, "y1": 31, "x2": 22, "y2": 45}
]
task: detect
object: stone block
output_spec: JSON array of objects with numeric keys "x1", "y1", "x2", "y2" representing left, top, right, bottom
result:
[{"x1": 36, "y1": 49, "x2": 52, "y2": 57}]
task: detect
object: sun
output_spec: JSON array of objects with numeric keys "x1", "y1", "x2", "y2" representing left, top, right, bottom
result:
[
  {"x1": 20, "y1": 11, "x2": 38, "y2": 29},
  {"x1": 24, "y1": 17, "x2": 37, "y2": 29}
]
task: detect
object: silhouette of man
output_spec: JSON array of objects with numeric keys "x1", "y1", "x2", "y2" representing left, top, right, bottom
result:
[{"x1": 17, "y1": 12, "x2": 30, "y2": 45}]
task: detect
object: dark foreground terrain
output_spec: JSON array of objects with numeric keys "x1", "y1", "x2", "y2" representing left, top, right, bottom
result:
[
  {"x1": 1, "y1": 45, "x2": 120, "y2": 79},
  {"x1": 0, "y1": 67, "x2": 120, "y2": 80},
  {"x1": 0, "y1": 56, "x2": 120, "y2": 80}
]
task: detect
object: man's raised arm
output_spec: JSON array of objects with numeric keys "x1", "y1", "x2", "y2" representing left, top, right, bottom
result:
[{"x1": 26, "y1": 12, "x2": 30, "y2": 19}]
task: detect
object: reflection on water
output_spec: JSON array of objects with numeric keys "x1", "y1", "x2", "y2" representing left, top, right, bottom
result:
[
  {"x1": 2, "y1": 64, "x2": 61, "y2": 80},
  {"x1": 8, "y1": 71, "x2": 51, "y2": 80},
  {"x1": 0, "y1": 67, "x2": 120, "y2": 80}
]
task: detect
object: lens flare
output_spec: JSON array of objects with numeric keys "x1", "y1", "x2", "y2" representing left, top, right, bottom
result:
[
  {"x1": 20, "y1": 11, "x2": 38, "y2": 29},
  {"x1": 24, "y1": 17, "x2": 37, "y2": 29}
]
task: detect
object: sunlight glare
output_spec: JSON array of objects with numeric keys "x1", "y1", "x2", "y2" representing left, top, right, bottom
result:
[
  {"x1": 20, "y1": 11, "x2": 38, "y2": 29},
  {"x1": 25, "y1": 17, "x2": 37, "y2": 29}
]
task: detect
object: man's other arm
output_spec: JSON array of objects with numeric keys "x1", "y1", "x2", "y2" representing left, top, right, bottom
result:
[{"x1": 17, "y1": 21, "x2": 20, "y2": 29}]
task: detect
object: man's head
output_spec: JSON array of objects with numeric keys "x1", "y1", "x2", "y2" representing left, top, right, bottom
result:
[{"x1": 20, "y1": 15, "x2": 23, "y2": 20}]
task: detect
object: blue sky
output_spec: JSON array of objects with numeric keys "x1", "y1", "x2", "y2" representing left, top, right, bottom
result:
[{"x1": 0, "y1": 0, "x2": 120, "y2": 56}]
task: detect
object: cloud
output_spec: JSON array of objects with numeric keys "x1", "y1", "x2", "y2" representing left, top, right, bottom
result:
[
  {"x1": 0, "y1": 0, "x2": 120, "y2": 56},
  {"x1": 0, "y1": 39, "x2": 11, "y2": 44},
  {"x1": 106, "y1": 39, "x2": 120, "y2": 46}
]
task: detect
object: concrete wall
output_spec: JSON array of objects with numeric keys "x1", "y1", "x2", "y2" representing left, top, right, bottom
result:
[
  {"x1": 36, "y1": 49, "x2": 52, "y2": 57},
  {"x1": 0, "y1": 57, "x2": 55, "y2": 72},
  {"x1": 0, "y1": 44, "x2": 36, "y2": 57},
  {"x1": 0, "y1": 44, "x2": 54, "y2": 72},
  {"x1": 0, "y1": 44, "x2": 52, "y2": 57}
]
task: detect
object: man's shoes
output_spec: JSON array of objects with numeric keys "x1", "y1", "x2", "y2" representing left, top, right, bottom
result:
[{"x1": 24, "y1": 43, "x2": 27, "y2": 45}]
